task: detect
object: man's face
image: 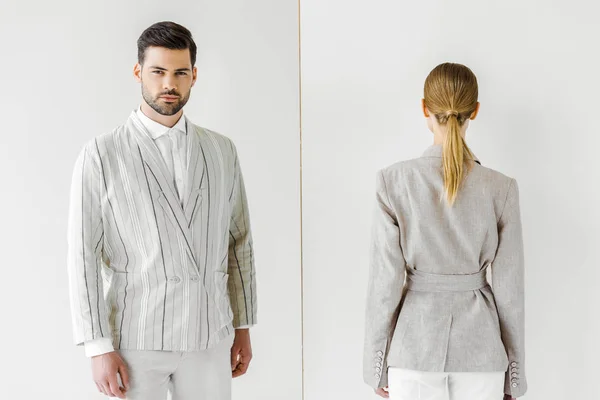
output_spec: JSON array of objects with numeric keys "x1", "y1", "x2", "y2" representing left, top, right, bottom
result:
[{"x1": 134, "y1": 46, "x2": 197, "y2": 116}]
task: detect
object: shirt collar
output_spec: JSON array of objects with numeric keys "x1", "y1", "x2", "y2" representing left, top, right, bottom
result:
[
  {"x1": 136, "y1": 105, "x2": 187, "y2": 140},
  {"x1": 421, "y1": 143, "x2": 480, "y2": 165}
]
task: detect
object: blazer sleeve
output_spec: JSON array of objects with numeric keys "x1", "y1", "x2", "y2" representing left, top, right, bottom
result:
[
  {"x1": 67, "y1": 140, "x2": 112, "y2": 346},
  {"x1": 491, "y1": 178, "x2": 527, "y2": 397},
  {"x1": 227, "y1": 142, "x2": 257, "y2": 328},
  {"x1": 363, "y1": 170, "x2": 407, "y2": 389}
]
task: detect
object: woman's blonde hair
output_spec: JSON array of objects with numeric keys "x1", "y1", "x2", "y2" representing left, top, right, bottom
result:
[{"x1": 423, "y1": 62, "x2": 479, "y2": 206}]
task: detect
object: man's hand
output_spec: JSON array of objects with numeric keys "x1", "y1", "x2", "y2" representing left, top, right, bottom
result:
[
  {"x1": 375, "y1": 387, "x2": 389, "y2": 398},
  {"x1": 504, "y1": 395, "x2": 516, "y2": 400},
  {"x1": 91, "y1": 351, "x2": 130, "y2": 399},
  {"x1": 230, "y1": 329, "x2": 253, "y2": 378}
]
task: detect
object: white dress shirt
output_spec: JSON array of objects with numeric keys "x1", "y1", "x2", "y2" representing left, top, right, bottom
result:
[{"x1": 83, "y1": 105, "x2": 251, "y2": 357}]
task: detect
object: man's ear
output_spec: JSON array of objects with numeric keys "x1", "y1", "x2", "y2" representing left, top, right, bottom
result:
[
  {"x1": 133, "y1": 63, "x2": 142, "y2": 83},
  {"x1": 191, "y1": 66, "x2": 198, "y2": 87}
]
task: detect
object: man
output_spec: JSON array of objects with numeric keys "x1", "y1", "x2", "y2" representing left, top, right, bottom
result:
[{"x1": 67, "y1": 21, "x2": 257, "y2": 400}]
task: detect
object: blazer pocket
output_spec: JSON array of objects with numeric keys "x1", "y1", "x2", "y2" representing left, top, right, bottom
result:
[
  {"x1": 213, "y1": 271, "x2": 234, "y2": 327},
  {"x1": 104, "y1": 267, "x2": 131, "y2": 281},
  {"x1": 106, "y1": 268, "x2": 140, "y2": 283}
]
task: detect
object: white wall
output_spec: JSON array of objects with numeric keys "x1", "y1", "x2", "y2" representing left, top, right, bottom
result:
[
  {"x1": 300, "y1": 1, "x2": 600, "y2": 399},
  {"x1": 0, "y1": 1, "x2": 301, "y2": 399}
]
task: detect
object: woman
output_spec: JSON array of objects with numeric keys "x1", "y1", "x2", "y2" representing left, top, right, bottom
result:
[{"x1": 363, "y1": 63, "x2": 526, "y2": 400}]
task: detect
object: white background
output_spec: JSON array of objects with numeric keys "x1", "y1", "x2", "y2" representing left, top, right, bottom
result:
[
  {"x1": 1, "y1": 1, "x2": 599, "y2": 399},
  {"x1": 300, "y1": 1, "x2": 600, "y2": 400},
  {"x1": 0, "y1": 1, "x2": 301, "y2": 399}
]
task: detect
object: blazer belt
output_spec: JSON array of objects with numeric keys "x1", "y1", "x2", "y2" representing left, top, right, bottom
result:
[{"x1": 405, "y1": 268, "x2": 488, "y2": 292}]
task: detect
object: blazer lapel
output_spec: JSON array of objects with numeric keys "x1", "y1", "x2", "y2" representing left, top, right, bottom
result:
[
  {"x1": 127, "y1": 110, "x2": 180, "y2": 199},
  {"x1": 182, "y1": 118, "x2": 207, "y2": 225},
  {"x1": 126, "y1": 110, "x2": 198, "y2": 265}
]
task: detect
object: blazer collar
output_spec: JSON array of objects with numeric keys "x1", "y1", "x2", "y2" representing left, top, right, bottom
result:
[
  {"x1": 421, "y1": 143, "x2": 481, "y2": 165},
  {"x1": 126, "y1": 109, "x2": 200, "y2": 209}
]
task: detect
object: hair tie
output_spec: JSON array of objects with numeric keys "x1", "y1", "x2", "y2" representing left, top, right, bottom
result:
[{"x1": 446, "y1": 110, "x2": 459, "y2": 117}]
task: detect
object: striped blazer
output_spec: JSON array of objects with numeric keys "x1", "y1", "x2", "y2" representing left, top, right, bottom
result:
[
  {"x1": 67, "y1": 110, "x2": 257, "y2": 352},
  {"x1": 363, "y1": 144, "x2": 527, "y2": 398}
]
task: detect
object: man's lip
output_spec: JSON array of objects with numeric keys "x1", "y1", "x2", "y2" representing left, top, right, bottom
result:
[{"x1": 160, "y1": 96, "x2": 178, "y2": 99}]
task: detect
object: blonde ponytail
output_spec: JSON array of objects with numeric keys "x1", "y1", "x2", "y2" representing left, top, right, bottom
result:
[
  {"x1": 442, "y1": 113, "x2": 464, "y2": 205},
  {"x1": 423, "y1": 63, "x2": 479, "y2": 206}
]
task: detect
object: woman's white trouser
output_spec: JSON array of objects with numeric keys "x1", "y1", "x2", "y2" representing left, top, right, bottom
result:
[{"x1": 388, "y1": 367, "x2": 505, "y2": 400}]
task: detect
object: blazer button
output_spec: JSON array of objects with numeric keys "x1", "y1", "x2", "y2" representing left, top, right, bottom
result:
[
  {"x1": 191, "y1": 276, "x2": 199, "y2": 282},
  {"x1": 169, "y1": 276, "x2": 181, "y2": 283}
]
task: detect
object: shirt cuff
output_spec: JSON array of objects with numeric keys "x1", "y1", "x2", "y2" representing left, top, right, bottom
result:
[
  {"x1": 235, "y1": 325, "x2": 253, "y2": 329},
  {"x1": 84, "y1": 338, "x2": 115, "y2": 357}
]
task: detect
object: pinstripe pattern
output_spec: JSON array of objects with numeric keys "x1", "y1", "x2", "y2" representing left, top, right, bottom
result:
[{"x1": 67, "y1": 110, "x2": 257, "y2": 352}]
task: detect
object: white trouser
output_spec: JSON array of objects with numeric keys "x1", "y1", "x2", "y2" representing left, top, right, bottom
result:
[
  {"x1": 388, "y1": 367, "x2": 505, "y2": 400},
  {"x1": 110, "y1": 333, "x2": 234, "y2": 400}
]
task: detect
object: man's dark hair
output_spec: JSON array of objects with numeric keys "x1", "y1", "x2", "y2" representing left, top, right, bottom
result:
[{"x1": 137, "y1": 21, "x2": 197, "y2": 67}]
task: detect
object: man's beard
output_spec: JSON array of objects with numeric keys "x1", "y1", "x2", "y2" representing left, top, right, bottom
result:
[{"x1": 141, "y1": 82, "x2": 190, "y2": 116}]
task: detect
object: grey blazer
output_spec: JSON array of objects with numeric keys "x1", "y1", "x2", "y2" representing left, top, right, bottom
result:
[
  {"x1": 67, "y1": 110, "x2": 257, "y2": 353},
  {"x1": 363, "y1": 144, "x2": 527, "y2": 398}
]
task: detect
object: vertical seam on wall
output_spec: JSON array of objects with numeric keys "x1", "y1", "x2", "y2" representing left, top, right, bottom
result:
[{"x1": 298, "y1": 0, "x2": 304, "y2": 399}]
